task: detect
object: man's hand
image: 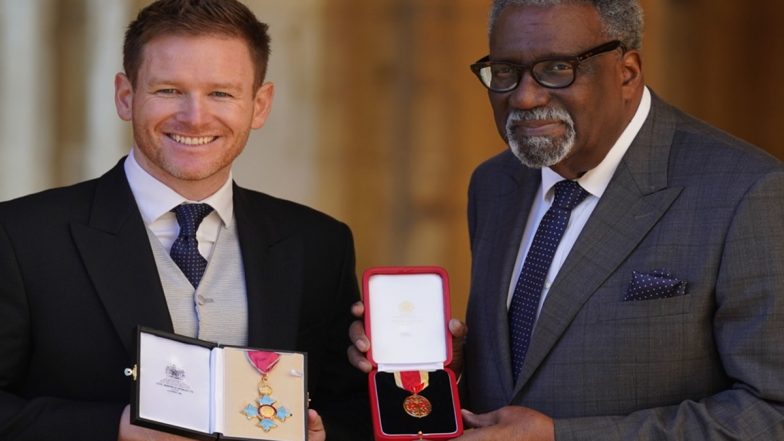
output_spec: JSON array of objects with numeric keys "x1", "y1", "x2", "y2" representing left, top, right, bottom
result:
[
  {"x1": 347, "y1": 301, "x2": 468, "y2": 375},
  {"x1": 447, "y1": 315, "x2": 468, "y2": 378},
  {"x1": 307, "y1": 409, "x2": 326, "y2": 441},
  {"x1": 454, "y1": 406, "x2": 554, "y2": 441},
  {"x1": 118, "y1": 404, "x2": 200, "y2": 441},
  {"x1": 347, "y1": 301, "x2": 373, "y2": 372}
]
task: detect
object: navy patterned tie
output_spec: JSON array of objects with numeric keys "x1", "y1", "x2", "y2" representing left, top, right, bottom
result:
[
  {"x1": 509, "y1": 180, "x2": 589, "y2": 380},
  {"x1": 170, "y1": 203, "x2": 214, "y2": 288}
]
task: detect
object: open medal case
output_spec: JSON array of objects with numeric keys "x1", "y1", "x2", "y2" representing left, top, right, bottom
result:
[
  {"x1": 128, "y1": 327, "x2": 307, "y2": 441},
  {"x1": 364, "y1": 267, "x2": 463, "y2": 440}
]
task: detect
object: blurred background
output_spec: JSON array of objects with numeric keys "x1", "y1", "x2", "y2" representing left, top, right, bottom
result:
[{"x1": 1, "y1": 0, "x2": 782, "y2": 319}]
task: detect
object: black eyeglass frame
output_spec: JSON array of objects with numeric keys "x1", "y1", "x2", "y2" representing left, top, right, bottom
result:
[{"x1": 470, "y1": 40, "x2": 626, "y2": 92}]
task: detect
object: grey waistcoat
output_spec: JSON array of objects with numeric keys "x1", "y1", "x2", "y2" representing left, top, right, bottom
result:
[{"x1": 146, "y1": 219, "x2": 249, "y2": 345}]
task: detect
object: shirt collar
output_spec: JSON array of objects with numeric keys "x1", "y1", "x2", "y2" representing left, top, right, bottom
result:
[
  {"x1": 124, "y1": 148, "x2": 234, "y2": 226},
  {"x1": 541, "y1": 86, "x2": 652, "y2": 201}
]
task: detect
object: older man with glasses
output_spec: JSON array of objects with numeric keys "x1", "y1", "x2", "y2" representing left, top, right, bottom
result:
[{"x1": 350, "y1": 0, "x2": 784, "y2": 440}]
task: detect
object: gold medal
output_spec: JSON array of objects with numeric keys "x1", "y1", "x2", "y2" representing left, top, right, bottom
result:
[
  {"x1": 402, "y1": 393, "x2": 432, "y2": 418},
  {"x1": 394, "y1": 371, "x2": 432, "y2": 418},
  {"x1": 241, "y1": 351, "x2": 293, "y2": 432}
]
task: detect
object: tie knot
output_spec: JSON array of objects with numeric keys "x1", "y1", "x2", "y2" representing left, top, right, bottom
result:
[
  {"x1": 551, "y1": 180, "x2": 589, "y2": 211},
  {"x1": 173, "y1": 203, "x2": 214, "y2": 236}
]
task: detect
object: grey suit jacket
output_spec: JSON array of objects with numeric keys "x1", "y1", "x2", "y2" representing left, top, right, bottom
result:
[{"x1": 464, "y1": 94, "x2": 784, "y2": 440}]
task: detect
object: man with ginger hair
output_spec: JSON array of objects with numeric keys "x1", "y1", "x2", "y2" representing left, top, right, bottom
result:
[{"x1": 0, "y1": 1, "x2": 368, "y2": 440}]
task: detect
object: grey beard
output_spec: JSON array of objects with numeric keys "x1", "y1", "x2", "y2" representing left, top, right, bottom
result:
[{"x1": 506, "y1": 107, "x2": 576, "y2": 169}]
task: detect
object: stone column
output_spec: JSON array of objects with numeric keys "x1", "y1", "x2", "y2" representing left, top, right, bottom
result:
[
  {"x1": 0, "y1": 0, "x2": 55, "y2": 200},
  {"x1": 83, "y1": 0, "x2": 131, "y2": 178},
  {"x1": 233, "y1": 0, "x2": 325, "y2": 209}
]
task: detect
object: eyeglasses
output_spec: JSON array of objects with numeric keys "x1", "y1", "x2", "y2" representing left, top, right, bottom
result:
[{"x1": 469, "y1": 40, "x2": 625, "y2": 92}]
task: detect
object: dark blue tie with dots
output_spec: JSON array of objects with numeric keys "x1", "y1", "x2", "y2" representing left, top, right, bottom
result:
[
  {"x1": 509, "y1": 180, "x2": 589, "y2": 381},
  {"x1": 170, "y1": 203, "x2": 214, "y2": 288}
]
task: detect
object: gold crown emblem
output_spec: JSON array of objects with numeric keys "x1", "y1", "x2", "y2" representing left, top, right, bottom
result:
[{"x1": 399, "y1": 300, "x2": 415, "y2": 314}]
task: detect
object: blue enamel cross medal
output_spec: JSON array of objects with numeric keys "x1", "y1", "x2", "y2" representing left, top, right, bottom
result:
[{"x1": 241, "y1": 351, "x2": 293, "y2": 432}]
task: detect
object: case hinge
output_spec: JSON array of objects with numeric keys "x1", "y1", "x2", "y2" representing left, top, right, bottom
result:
[{"x1": 124, "y1": 364, "x2": 138, "y2": 381}]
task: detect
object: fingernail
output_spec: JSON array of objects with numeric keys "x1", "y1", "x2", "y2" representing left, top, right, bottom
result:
[{"x1": 356, "y1": 339, "x2": 369, "y2": 352}]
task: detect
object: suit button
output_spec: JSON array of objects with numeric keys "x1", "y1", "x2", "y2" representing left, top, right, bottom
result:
[{"x1": 197, "y1": 294, "x2": 214, "y2": 305}]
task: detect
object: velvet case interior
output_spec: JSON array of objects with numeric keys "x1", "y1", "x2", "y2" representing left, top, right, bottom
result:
[{"x1": 372, "y1": 370, "x2": 459, "y2": 436}]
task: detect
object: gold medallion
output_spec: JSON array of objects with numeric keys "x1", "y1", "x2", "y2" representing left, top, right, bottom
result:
[
  {"x1": 394, "y1": 370, "x2": 433, "y2": 418},
  {"x1": 403, "y1": 393, "x2": 432, "y2": 418}
]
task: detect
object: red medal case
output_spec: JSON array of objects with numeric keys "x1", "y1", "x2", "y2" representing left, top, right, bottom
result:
[{"x1": 364, "y1": 266, "x2": 464, "y2": 440}]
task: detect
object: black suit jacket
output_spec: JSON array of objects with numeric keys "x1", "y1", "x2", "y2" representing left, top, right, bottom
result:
[{"x1": 0, "y1": 159, "x2": 369, "y2": 440}]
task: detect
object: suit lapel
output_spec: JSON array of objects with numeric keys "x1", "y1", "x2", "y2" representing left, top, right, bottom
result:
[
  {"x1": 71, "y1": 166, "x2": 304, "y2": 354},
  {"x1": 478, "y1": 153, "x2": 541, "y2": 399},
  {"x1": 234, "y1": 187, "x2": 302, "y2": 349},
  {"x1": 512, "y1": 96, "x2": 684, "y2": 395},
  {"x1": 71, "y1": 160, "x2": 172, "y2": 355}
]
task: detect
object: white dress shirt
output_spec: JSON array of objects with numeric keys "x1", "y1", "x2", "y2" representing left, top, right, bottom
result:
[
  {"x1": 123, "y1": 148, "x2": 234, "y2": 259},
  {"x1": 507, "y1": 87, "x2": 652, "y2": 317}
]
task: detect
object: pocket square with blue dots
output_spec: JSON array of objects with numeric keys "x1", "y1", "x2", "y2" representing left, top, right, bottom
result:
[{"x1": 624, "y1": 269, "x2": 687, "y2": 301}]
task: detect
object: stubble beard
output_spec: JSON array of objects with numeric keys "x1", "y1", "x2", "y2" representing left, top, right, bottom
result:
[
  {"x1": 131, "y1": 121, "x2": 250, "y2": 184},
  {"x1": 505, "y1": 107, "x2": 576, "y2": 169}
]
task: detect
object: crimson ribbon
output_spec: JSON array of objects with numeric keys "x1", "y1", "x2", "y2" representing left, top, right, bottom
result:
[
  {"x1": 398, "y1": 371, "x2": 427, "y2": 394},
  {"x1": 247, "y1": 351, "x2": 280, "y2": 375}
]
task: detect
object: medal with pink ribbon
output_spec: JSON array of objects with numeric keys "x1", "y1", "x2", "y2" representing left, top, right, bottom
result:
[{"x1": 241, "y1": 351, "x2": 293, "y2": 432}]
